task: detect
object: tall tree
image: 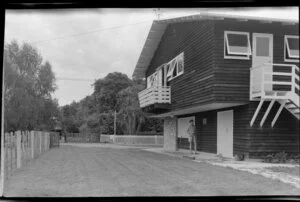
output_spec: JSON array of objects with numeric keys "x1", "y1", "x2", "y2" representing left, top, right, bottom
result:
[
  {"x1": 4, "y1": 40, "x2": 58, "y2": 132},
  {"x1": 92, "y1": 72, "x2": 132, "y2": 113},
  {"x1": 117, "y1": 79, "x2": 145, "y2": 134}
]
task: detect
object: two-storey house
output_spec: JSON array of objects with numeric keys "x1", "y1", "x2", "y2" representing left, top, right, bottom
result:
[{"x1": 133, "y1": 13, "x2": 299, "y2": 159}]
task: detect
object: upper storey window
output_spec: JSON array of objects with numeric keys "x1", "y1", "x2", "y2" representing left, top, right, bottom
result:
[
  {"x1": 146, "y1": 71, "x2": 159, "y2": 88},
  {"x1": 284, "y1": 35, "x2": 299, "y2": 62},
  {"x1": 224, "y1": 31, "x2": 252, "y2": 60},
  {"x1": 166, "y1": 52, "x2": 184, "y2": 81}
]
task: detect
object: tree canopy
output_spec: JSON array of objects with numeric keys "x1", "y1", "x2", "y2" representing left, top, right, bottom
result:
[
  {"x1": 60, "y1": 74, "x2": 163, "y2": 135},
  {"x1": 4, "y1": 40, "x2": 59, "y2": 132}
]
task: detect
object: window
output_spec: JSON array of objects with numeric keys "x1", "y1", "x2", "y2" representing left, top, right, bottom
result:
[
  {"x1": 255, "y1": 37, "x2": 270, "y2": 56},
  {"x1": 166, "y1": 52, "x2": 184, "y2": 81},
  {"x1": 147, "y1": 72, "x2": 158, "y2": 88},
  {"x1": 284, "y1": 35, "x2": 299, "y2": 62},
  {"x1": 166, "y1": 60, "x2": 175, "y2": 79},
  {"x1": 224, "y1": 31, "x2": 251, "y2": 60},
  {"x1": 177, "y1": 53, "x2": 184, "y2": 75}
]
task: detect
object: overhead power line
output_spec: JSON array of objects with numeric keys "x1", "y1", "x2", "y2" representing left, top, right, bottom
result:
[
  {"x1": 7, "y1": 19, "x2": 75, "y2": 36},
  {"x1": 56, "y1": 77, "x2": 95, "y2": 81},
  {"x1": 31, "y1": 19, "x2": 152, "y2": 45},
  {"x1": 30, "y1": 13, "x2": 195, "y2": 45}
]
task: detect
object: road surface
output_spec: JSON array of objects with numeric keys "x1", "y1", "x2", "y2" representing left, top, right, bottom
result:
[{"x1": 4, "y1": 144, "x2": 300, "y2": 196}]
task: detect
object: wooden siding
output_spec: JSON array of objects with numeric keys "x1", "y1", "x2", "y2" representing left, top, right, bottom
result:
[
  {"x1": 177, "y1": 111, "x2": 217, "y2": 153},
  {"x1": 213, "y1": 19, "x2": 299, "y2": 103},
  {"x1": 234, "y1": 101, "x2": 300, "y2": 158},
  {"x1": 146, "y1": 20, "x2": 216, "y2": 111},
  {"x1": 177, "y1": 101, "x2": 299, "y2": 158},
  {"x1": 196, "y1": 111, "x2": 217, "y2": 153}
]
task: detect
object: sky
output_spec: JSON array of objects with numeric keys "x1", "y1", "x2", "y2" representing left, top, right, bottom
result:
[{"x1": 4, "y1": 7, "x2": 299, "y2": 106}]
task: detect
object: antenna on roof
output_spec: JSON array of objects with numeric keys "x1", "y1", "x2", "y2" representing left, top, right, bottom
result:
[{"x1": 153, "y1": 8, "x2": 164, "y2": 20}]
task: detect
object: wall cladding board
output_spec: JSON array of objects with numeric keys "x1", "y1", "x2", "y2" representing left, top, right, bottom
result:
[
  {"x1": 177, "y1": 111, "x2": 217, "y2": 153},
  {"x1": 196, "y1": 111, "x2": 217, "y2": 154},
  {"x1": 146, "y1": 20, "x2": 216, "y2": 111},
  {"x1": 176, "y1": 100, "x2": 299, "y2": 158},
  {"x1": 213, "y1": 20, "x2": 299, "y2": 103},
  {"x1": 233, "y1": 101, "x2": 300, "y2": 158}
]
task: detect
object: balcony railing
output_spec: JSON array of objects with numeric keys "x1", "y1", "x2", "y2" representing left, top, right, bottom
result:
[
  {"x1": 250, "y1": 63, "x2": 299, "y2": 103},
  {"x1": 138, "y1": 86, "x2": 171, "y2": 108}
]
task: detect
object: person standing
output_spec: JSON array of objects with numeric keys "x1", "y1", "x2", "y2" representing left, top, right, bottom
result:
[{"x1": 187, "y1": 119, "x2": 197, "y2": 155}]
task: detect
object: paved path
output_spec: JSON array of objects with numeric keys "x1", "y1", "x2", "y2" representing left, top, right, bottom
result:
[{"x1": 4, "y1": 144, "x2": 300, "y2": 197}]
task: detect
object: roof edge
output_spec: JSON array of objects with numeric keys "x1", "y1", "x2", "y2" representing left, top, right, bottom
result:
[{"x1": 132, "y1": 12, "x2": 299, "y2": 79}]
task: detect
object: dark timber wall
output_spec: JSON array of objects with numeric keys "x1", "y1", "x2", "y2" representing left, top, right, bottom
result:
[
  {"x1": 213, "y1": 19, "x2": 299, "y2": 103},
  {"x1": 234, "y1": 101, "x2": 300, "y2": 158},
  {"x1": 177, "y1": 102, "x2": 300, "y2": 158},
  {"x1": 177, "y1": 111, "x2": 217, "y2": 154},
  {"x1": 146, "y1": 20, "x2": 216, "y2": 111}
]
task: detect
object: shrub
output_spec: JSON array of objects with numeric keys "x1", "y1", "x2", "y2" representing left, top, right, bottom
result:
[
  {"x1": 262, "y1": 151, "x2": 296, "y2": 164},
  {"x1": 263, "y1": 154, "x2": 275, "y2": 163},
  {"x1": 234, "y1": 154, "x2": 245, "y2": 161}
]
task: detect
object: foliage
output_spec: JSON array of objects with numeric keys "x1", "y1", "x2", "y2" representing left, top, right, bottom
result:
[
  {"x1": 141, "y1": 118, "x2": 163, "y2": 132},
  {"x1": 93, "y1": 72, "x2": 132, "y2": 112},
  {"x1": 4, "y1": 40, "x2": 59, "y2": 132},
  {"x1": 234, "y1": 154, "x2": 245, "y2": 161},
  {"x1": 116, "y1": 80, "x2": 145, "y2": 134},
  {"x1": 59, "y1": 74, "x2": 164, "y2": 135},
  {"x1": 261, "y1": 151, "x2": 298, "y2": 163}
]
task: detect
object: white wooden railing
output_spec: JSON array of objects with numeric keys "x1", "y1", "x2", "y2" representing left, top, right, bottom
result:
[
  {"x1": 249, "y1": 63, "x2": 299, "y2": 126},
  {"x1": 138, "y1": 86, "x2": 171, "y2": 108},
  {"x1": 250, "y1": 63, "x2": 299, "y2": 104}
]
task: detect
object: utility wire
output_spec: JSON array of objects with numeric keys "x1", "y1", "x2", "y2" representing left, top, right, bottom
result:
[
  {"x1": 30, "y1": 13, "x2": 196, "y2": 45},
  {"x1": 56, "y1": 77, "x2": 95, "y2": 81},
  {"x1": 31, "y1": 19, "x2": 152, "y2": 45},
  {"x1": 7, "y1": 19, "x2": 76, "y2": 36}
]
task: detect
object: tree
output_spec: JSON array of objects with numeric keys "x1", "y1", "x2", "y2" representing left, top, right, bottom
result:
[
  {"x1": 116, "y1": 79, "x2": 145, "y2": 134},
  {"x1": 60, "y1": 102, "x2": 81, "y2": 133},
  {"x1": 4, "y1": 40, "x2": 58, "y2": 132},
  {"x1": 59, "y1": 73, "x2": 163, "y2": 135},
  {"x1": 92, "y1": 72, "x2": 132, "y2": 113}
]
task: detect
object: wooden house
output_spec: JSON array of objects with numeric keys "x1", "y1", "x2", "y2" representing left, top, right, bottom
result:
[{"x1": 133, "y1": 13, "x2": 299, "y2": 159}]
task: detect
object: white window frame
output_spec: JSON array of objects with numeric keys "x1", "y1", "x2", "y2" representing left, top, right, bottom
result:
[
  {"x1": 176, "y1": 52, "x2": 184, "y2": 76},
  {"x1": 166, "y1": 52, "x2": 185, "y2": 81},
  {"x1": 224, "y1": 31, "x2": 252, "y2": 60},
  {"x1": 284, "y1": 35, "x2": 299, "y2": 63},
  {"x1": 147, "y1": 71, "x2": 158, "y2": 88},
  {"x1": 166, "y1": 58, "x2": 177, "y2": 80}
]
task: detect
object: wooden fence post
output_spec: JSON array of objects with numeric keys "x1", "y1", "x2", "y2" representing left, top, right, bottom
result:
[
  {"x1": 31, "y1": 131, "x2": 34, "y2": 159},
  {"x1": 44, "y1": 132, "x2": 47, "y2": 151},
  {"x1": 11, "y1": 133, "x2": 16, "y2": 174},
  {"x1": 7, "y1": 133, "x2": 11, "y2": 177},
  {"x1": 47, "y1": 133, "x2": 49, "y2": 150},
  {"x1": 16, "y1": 131, "x2": 22, "y2": 169},
  {"x1": 47, "y1": 133, "x2": 50, "y2": 150},
  {"x1": 39, "y1": 131, "x2": 42, "y2": 155}
]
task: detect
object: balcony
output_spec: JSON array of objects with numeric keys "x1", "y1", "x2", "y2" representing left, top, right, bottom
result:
[
  {"x1": 250, "y1": 63, "x2": 299, "y2": 103},
  {"x1": 138, "y1": 86, "x2": 171, "y2": 112},
  {"x1": 249, "y1": 63, "x2": 300, "y2": 126}
]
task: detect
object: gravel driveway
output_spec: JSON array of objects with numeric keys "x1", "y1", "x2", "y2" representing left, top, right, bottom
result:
[{"x1": 3, "y1": 144, "x2": 300, "y2": 197}]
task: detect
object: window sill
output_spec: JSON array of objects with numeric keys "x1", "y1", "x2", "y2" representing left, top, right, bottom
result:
[
  {"x1": 224, "y1": 55, "x2": 251, "y2": 60},
  {"x1": 167, "y1": 72, "x2": 184, "y2": 82},
  {"x1": 284, "y1": 58, "x2": 299, "y2": 63}
]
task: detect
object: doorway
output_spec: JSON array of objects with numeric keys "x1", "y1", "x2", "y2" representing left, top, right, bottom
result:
[{"x1": 217, "y1": 110, "x2": 234, "y2": 158}]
